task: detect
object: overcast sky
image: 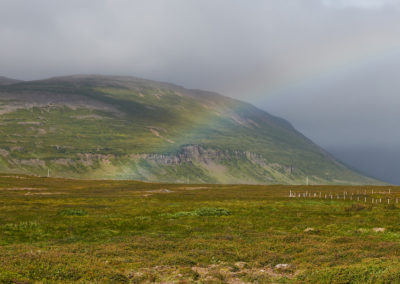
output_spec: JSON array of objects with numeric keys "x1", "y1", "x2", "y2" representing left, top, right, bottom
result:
[{"x1": 1, "y1": 0, "x2": 400, "y2": 182}]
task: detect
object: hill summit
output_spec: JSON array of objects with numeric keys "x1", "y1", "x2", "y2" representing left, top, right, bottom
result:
[{"x1": 0, "y1": 75, "x2": 377, "y2": 184}]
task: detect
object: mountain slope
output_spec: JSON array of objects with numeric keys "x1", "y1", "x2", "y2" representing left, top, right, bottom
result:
[
  {"x1": 0, "y1": 76, "x2": 21, "y2": 85},
  {"x1": 0, "y1": 75, "x2": 378, "y2": 184}
]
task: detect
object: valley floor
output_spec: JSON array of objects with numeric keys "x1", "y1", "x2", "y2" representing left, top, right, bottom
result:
[{"x1": 0, "y1": 174, "x2": 399, "y2": 283}]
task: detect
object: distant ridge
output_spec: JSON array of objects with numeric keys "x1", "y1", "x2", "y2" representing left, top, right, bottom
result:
[{"x1": 0, "y1": 76, "x2": 21, "y2": 85}]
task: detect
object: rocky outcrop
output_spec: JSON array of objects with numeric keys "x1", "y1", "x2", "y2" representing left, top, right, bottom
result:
[
  {"x1": 0, "y1": 144, "x2": 292, "y2": 183},
  {"x1": 130, "y1": 145, "x2": 268, "y2": 166}
]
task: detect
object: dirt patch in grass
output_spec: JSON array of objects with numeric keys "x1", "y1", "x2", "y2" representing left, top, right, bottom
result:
[
  {"x1": 191, "y1": 263, "x2": 298, "y2": 283},
  {"x1": 178, "y1": 186, "x2": 210, "y2": 190},
  {"x1": 145, "y1": 188, "x2": 174, "y2": 193},
  {"x1": 24, "y1": 192, "x2": 65, "y2": 195},
  {"x1": 1, "y1": 187, "x2": 47, "y2": 191}
]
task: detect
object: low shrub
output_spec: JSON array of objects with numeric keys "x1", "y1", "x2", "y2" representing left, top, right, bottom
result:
[
  {"x1": 58, "y1": 209, "x2": 88, "y2": 216},
  {"x1": 194, "y1": 207, "x2": 231, "y2": 216},
  {"x1": 344, "y1": 203, "x2": 368, "y2": 212},
  {"x1": 169, "y1": 207, "x2": 231, "y2": 218}
]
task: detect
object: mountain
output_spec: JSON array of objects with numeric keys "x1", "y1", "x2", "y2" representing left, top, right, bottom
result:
[
  {"x1": 0, "y1": 76, "x2": 21, "y2": 85},
  {"x1": 0, "y1": 75, "x2": 379, "y2": 184}
]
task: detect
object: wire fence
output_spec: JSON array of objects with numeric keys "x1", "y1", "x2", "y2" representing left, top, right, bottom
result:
[{"x1": 288, "y1": 189, "x2": 398, "y2": 204}]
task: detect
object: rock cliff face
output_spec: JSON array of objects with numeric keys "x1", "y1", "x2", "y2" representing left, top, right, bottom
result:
[
  {"x1": 0, "y1": 75, "x2": 380, "y2": 184},
  {"x1": 106, "y1": 145, "x2": 289, "y2": 183},
  {"x1": 134, "y1": 145, "x2": 265, "y2": 165},
  {"x1": 137, "y1": 145, "x2": 273, "y2": 171}
]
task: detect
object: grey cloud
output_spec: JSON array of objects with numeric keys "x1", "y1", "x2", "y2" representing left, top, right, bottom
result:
[
  {"x1": 322, "y1": 0, "x2": 399, "y2": 9},
  {"x1": 1, "y1": 0, "x2": 400, "y2": 182}
]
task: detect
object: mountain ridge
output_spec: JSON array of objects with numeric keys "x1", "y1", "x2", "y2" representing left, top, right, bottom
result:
[{"x1": 0, "y1": 74, "x2": 381, "y2": 184}]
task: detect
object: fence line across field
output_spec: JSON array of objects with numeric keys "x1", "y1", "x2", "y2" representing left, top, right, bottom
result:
[{"x1": 288, "y1": 189, "x2": 398, "y2": 204}]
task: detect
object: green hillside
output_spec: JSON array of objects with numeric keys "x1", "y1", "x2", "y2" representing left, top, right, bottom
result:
[{"x1": 0, "y1": 75, "x2": 378, "y2": 184}]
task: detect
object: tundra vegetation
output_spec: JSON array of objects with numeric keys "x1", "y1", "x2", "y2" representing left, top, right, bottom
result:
[{"x1": 0, "y1": 174, "x2": 399, "y2": 283}]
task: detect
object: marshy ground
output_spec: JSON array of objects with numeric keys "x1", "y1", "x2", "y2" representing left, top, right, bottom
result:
[{"x1": 0, "y1": 174, "x2": 399, "y2": 283}]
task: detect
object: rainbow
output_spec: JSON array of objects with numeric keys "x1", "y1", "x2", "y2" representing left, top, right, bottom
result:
[
  {"x1": 110, "y1": 30, "x2": 400, "y2": 179},
  {"x1": 235, "y1": 31, "x2": 400, "y2": 103},
  {"x1": 168, "y1": 33, "x2": 400, "y2": 149}
]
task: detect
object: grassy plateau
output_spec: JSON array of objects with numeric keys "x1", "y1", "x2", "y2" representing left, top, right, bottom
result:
[{"x1": 0, "y1": 174, "x2": 399, "y2": 283}]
